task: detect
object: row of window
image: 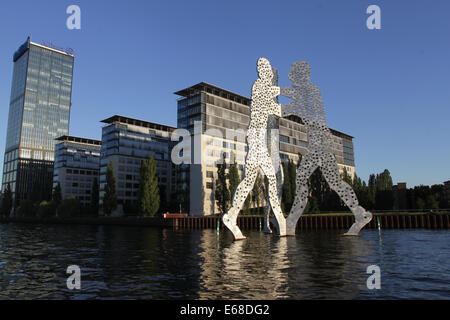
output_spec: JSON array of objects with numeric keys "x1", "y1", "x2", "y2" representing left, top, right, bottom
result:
[{"x1": 66, "y1": 168, "x2": 98, "y2": 176}]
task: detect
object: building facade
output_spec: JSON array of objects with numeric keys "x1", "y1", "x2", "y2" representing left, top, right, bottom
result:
[
  {"x1": 53, "y1": 136, "x2": 101, "y2": 207},
  {"x1": 175, "y1": 82, "x2": 357, "y2": 216},
  {"x1": 2, "y1": 37, "x2": 74, "y2": 204},
  {"x1": 99, "y1": 115, "x2": 176, "y2": 213}
]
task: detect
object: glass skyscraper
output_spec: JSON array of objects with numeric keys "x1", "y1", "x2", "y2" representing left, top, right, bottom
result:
[{"x1": 2, "y1": 37, "x2": 74, "y2": 203}]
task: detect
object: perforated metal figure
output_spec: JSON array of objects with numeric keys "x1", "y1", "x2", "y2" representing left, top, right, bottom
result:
[
  {"x1": 222, "y1": 58, "x2": 287, "y2": 240},
  {"x1": 263, "y1": 68, "x2": 284, "y2": 234},
  {"x1": 280, "y1": 61, "x2": 372, "y2": 236}
]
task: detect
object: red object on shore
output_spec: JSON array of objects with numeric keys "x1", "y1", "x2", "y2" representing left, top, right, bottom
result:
[{"x1": 163, "y1": 213, "x2": 188, "y2": 219}]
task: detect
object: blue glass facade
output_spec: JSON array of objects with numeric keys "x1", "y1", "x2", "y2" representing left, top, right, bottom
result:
[{"x1": 2, "y1": 38, "x2": 74, "y2": 203}]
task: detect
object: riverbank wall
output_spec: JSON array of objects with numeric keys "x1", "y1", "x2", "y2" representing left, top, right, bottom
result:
[{"x1": 1, "y1": 213, "x2": 449, "y2": 231}]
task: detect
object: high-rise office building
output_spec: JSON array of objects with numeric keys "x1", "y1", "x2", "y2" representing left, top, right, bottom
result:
[
  {"x1": 175, "y1": 82, "x2": 356, "y2": 216},
  {"x1": 2, "y1": 37, "x2": 74, "y2": 203}
]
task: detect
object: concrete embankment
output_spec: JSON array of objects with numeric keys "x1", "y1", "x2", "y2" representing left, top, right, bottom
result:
[
  {"x1": 170, "y1": 213, "x2": 450, "y2": 231},
  {"x1": 1, "y1": 213, "x2": 449, "y2": 231}
]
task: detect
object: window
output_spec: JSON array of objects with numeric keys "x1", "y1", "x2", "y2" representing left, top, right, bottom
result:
[
  {"x1": 206, "y1": 182, "x2": 213, "y2": 189},
  {"x1": 280, "y1": 135, "x2": 290, "y2": 144},
  {"x1": 206, "y1": 171, "x2": 213, "y2": 178}
]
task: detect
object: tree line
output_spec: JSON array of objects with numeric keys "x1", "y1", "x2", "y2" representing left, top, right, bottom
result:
[
  {"x1": 1, "y1": 152, "x2": 448, "y2": 218},
  {"x1": 213, "y1": 153, "x2": 449, "y2": 215}
]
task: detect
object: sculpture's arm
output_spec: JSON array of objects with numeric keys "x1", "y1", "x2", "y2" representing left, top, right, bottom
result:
[
  {"x1": 280, "y1": 87, "x2": 296, "y2": 99},
  {"x1": 267, "y1": 85, "x2": 281, "y2": 117},
  {"x1": 270, "y1": 101, "x2": 282, "y2": 117}
]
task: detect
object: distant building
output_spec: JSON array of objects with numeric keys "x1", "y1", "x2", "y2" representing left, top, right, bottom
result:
[
  {"x1": 175, "y1": 82, "x2": 357, "y2": 216},
  {"x1": 2, "y1": 37, "x2": 74, "y2": 204},
  {"x1": 53, "y1": 136, "x2": 101, "y2": 206},
  {"x1": 99, "y1": 115, "x2": 176, "y2": 213}
]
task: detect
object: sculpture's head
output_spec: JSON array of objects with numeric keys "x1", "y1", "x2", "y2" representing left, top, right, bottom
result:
[
  {"x1": 288, "y1": 60, "x2": 311, "y2": 83},
  {"x1": 257, "y1": 57, "x2": 273, "y2": 82}
]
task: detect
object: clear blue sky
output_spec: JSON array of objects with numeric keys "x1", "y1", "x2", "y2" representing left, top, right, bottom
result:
[{"x1": 0, "y1": 0, "x2": 449, "y2": 187}]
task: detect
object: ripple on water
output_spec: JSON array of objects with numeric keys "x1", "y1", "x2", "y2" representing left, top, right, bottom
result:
[{"x1": 0, "y1": 224, "x2": 449, "y2": 299}]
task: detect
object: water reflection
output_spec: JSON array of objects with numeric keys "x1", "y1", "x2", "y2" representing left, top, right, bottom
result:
[
  {"x1": 0, "y1": 223, "x2": 449, "y2": 299},
  {"x1": 218, "y1": 235, "x2": 290, "y2": 299},
  {"x1": 195, "y1": 230, "x2": 375, "y2": 299}
]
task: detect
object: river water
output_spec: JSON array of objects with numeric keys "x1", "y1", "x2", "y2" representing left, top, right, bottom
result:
[{"x1": 0, "y1": 223, "x2": 449, "y2": 299}]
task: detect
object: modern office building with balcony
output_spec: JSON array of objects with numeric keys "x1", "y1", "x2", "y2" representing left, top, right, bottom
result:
[
  {"x1": 2, "y1": 37, "x2": 74, "y2": 204},
  {"x1": 99, "y1": 115, "x2": 176, "y2": 213},
  {"x1": 175, "y1": 82, "x2": 357, "y2": 216},
  {"x1": 53, "y1": 136, "x2": 101, "y2": 207}
]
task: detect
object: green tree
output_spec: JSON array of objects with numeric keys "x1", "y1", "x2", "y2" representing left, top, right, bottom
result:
[
  {"x1": 228, "y1": 157, "x2": 240, "y2": 199},
  {"x1": 37, "y1": 200, "x2": 56, "y2": 218},
  {"x1": 17, "y1": 200, "x2": 35, "y2": 217},
  {"x1": 282, "y1": 160, "x2": 296, "y2": 213},
  {"x1": 215, "y1": 153, "x2": 230, "y2": 215},
  {"x1": 243, "y1": 192, "x2": 251, "y2": 214},
  {"x1": 90, "y1": 178, "x2": 99, "y2": 216},
  {"x1": 103, "y1": 161, "x2": 118, "y2": 216},
  {"x1": 426, "y1": 194, "x2": 439, "y2": 209},
  {"x1": 252, "y1": 171, "x2": 263, "y2": 213},
  {"x1": 342, "y1": 167, "x2": 352, "y2": 185},
  {"x1": 306, "y1": 168, "x2": 329, "y2": 213},
  {"x1": 1, "y1": 184, "x2": 13, "y2": 217},
  {"x1": 58, "y1": 197, "x2": 81, "y2": 218},
  {"x1": 416, "y1": 197, "x2": 426, "y2": 210},
  {"x1": 288, "y1": 159, "x2": 297, "y2": 202},
  {"x1": 375, "y1": 169, "x2": 394, "y2": 210},
  {"x1": 53, "y1": 183, "x2": 62, "y2": 207},
  {"x1": 139, "y1": 154, "x2": 160, "y2": 217},
  {"x1": 353, "y1": 175, "x2": 369, "y2": 209},
  {"x1": 367, "y1": 174, "x2": 377, "y2": 209},
  {"x1": 147, "y1": 154, "x2": 160, "y2": 216},
  {"x1": 139, "y1": 158, "x2": 151, "y2": 215}
]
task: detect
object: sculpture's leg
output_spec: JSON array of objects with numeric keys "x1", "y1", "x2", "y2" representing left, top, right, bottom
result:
[
  {"x1": 263, "y1": 202, "x2": 272, "y2": 234},
  {"x1": 261, "y1": 156, "x2": 286, "y2": 236},
  {"x1": 321, "y1": 153, "x2": 372, "y2": 236},
  {"x1": 263, "y1": 160, "x2": 283, "y2": 234},
  {"x1": 222, "y1": 161, "x2": 258, "y2": 240},
  {"x1": 286, "y1": 153, "x2": 318, "y2": 235}
]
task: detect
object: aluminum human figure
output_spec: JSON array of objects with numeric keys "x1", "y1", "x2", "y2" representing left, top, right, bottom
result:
[
  {"x1": 222, "y1": 58, "x2": 287, "y2": 240},
  {"x1": 280, "y1": 61, "x2": 372, "y2": 236},
  {"x1": 263, "y1": 68, "x2": 284, "y2": 234}
]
